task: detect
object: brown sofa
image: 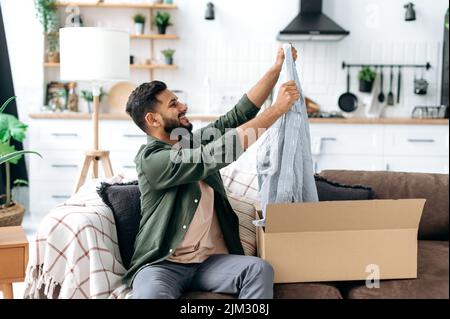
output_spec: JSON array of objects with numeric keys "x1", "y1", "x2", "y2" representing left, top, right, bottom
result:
[{"x1": 183, "y1": 170, "x2": 449, "y2": 299}]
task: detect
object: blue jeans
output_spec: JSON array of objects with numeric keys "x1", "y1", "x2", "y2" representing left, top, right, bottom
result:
[{"x1": 132, "y1": 254, "x2": 274, "y2": 299}]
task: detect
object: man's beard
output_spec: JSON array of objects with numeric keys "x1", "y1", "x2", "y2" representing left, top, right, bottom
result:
[{"x1": 162, "y1": 115, "x2": 193, "y2": 135}]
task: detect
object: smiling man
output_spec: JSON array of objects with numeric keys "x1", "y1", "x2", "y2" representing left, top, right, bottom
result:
[{"x1": 124, "y1": 46, "x2": 299, "y2": 299}]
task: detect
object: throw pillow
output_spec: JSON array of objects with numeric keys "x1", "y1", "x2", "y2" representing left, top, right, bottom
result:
[
  {"x1": 97, "y1": 181, "x2": 141, "y2": 269},
  {"x1": 220, "y1": 166, "x2": 259, "y2": 202},
  {"x1": 226, "y1": 192, "x2": 257, "y2": 256},
  {"x1": 314, "y1": 174, "x2": 376, "y2": 201}
]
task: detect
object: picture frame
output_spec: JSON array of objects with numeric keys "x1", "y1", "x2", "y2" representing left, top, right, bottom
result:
[{"x1": 45, "y1": 81, "x2": 68, "y2": 112}]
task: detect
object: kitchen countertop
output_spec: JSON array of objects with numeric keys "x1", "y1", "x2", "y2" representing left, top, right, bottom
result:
[{"x1": 28, "y1": 113, "x2": 449, "y2": 125}]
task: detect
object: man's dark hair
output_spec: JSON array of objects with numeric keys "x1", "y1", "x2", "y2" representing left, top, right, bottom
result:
[{"x1": 126, "y1": 81, "x2": 167, "y2": 133}]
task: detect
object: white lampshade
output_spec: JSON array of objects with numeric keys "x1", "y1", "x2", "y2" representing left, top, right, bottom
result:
[{"x1": 60, "y1": 27, "x2": 129, "y2": 82}]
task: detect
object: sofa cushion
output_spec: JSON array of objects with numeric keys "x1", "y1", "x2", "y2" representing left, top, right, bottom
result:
[
  {"x1": 314, "y1": 175, "x2": 376, "y2": 201},
  {"x1": 340, "y1": 240, "x2": 449, "y2": 299},
  {"x1": 181, "y1": 283, "x2": 343, "y2": 299},
  {"x1": 274, "y1": 283, "x2": 343, "y2": 299},
  {"x1": 97, "y1": 181, "x2": 141, "y2": 269},
  {"x1": 226, "y1": 193, "x2": 257, "y2": 256},
  {"x1": 320, "y1": 170, "x2": 449, "y2": 240},
  {"x1": 220, "y1": 166, "x2": 259, "y2": 202}
]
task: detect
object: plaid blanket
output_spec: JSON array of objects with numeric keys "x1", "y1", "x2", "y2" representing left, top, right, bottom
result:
[{"x1": 24, "y1": 175, "x2": 133, "y2": 299}]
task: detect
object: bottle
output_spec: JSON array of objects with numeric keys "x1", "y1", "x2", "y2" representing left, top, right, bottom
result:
[{"x1": 67, "y1": 82, "x2": 79, "y2": 112}]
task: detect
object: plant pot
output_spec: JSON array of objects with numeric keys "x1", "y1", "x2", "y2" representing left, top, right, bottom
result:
[
  {"x1": 359, "y1": 79, "x2": 374, "y2": 93},
  {"x1": 157, "y1": 25, "x2": 167, "y2": 35},
  {"x1": 47, "y1": 51, "x2": 60, "y2": 63},
  {"x1": 0, "y1": 202, "x2": 25, "y2": 227},
  {"x1": 134, "y1": 23, "x2": 144, "y2": 35},
  {"x1": 164, "y1": 56, "x2": 173, "y2": 65}
]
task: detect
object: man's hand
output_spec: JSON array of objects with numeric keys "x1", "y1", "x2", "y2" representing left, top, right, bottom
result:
[
  {"x1": 274, "y1": 45, "x2": 298, "y2": 69},
  {"x1": 273, "y1": 81, "x2": 300, "y2": 114}
]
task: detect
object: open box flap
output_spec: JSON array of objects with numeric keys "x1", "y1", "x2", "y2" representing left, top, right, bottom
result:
[{"x1": 265, "y1": 199, "x2": 425, "y2": 233}]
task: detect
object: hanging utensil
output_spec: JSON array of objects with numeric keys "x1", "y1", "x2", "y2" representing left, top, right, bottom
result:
[
  {"x1": 397, "y1": 66, "x2": 402, "y2": 104},
  {"x1": 338, "y1": 66, "x2": 358, "y2": 112},
  {"x1": 377, "y1": 67, "x2": 385, "y2": 103},
  {"x1": 387, "y1": 66, "x2": 395, "y2": 106}
]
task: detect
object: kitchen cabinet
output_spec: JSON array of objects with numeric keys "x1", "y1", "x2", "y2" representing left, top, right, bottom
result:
[
  {"x1": 383, "y1": 156, "x2": 449, "y2": 174},
  {"x1": 310, "y1": 123, "x2": 449, "y2": 174}
]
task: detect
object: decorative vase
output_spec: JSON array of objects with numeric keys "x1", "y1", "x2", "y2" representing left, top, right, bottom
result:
[
  {"x1": 164, "y1": 56, "x2": 173, "y2": 65},
  {"x1": 359, "y1": 79, "x2": 373, "y2": 93},
  {"x1": 135, "y1": 23, "x2": 144, "y2": 35},
  {"x1": 47, "y1": 51, "x2": 60, "y2": 63},
  {"x1": 157, "y1": 25, "x2": 167, "y2": 35}
]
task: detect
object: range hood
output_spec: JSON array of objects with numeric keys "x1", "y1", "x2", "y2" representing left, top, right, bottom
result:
[{"x1": 278, "y1": 0, "x2": 349, "y2": 41}]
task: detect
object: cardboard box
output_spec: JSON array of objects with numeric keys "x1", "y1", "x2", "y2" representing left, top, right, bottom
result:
[{"x1": 255, "y1": 199, "x2": 425, "y2": 283}]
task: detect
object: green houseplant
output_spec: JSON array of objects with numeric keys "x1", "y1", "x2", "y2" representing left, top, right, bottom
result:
[
  {"x1": 161, "y1": 48, "x2": 175, "y2": 65},
  {"x1": 153, "y1": 11, "x2": 172, "y2": 34},
  {"x1": 35, "y1": 0, "x2": 60, "y2": 63},
  {"x1": 358, "y1": 66, "x2": 376, "y2": 93},
  {"x1": 0, "y1": 97, "x2": 41, "y2": 226},
  {"x1": 81, "y1": 88, "x2": 106, "y2": 113},
  {"x1": 133, "y1": 13, "x2": 146, "y2": 35}
]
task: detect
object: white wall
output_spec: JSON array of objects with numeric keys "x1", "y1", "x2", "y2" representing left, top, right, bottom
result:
[{"x1": 1, "y1": 0, "x2": 448, "y2": 118}]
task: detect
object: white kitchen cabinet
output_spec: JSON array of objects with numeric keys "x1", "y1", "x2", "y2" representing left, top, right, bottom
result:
[
  {"x1": 309, "y1": 123, "x2": 449, "y2": 174},
  {"x1": 310, "y1": 124, "x2": 383, "y2": 156},
  {"x1": 313, "y1": 155, "x2": 385, "y2": 173},
  {"x1": 384, "y1": 125, "x2": 449, "y2": 157},
  {"x1": 384, "y1": 156, "x2": 449, "y2": 174}
]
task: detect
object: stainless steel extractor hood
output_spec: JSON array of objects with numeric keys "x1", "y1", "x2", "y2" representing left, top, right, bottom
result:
[{"x1": 278, "y1": 0, "x2": 350, "y2": 41}]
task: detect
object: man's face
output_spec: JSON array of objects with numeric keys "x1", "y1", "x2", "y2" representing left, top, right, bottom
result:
[{"x1": 153, "y1": 89, "x2": 193, "y2": 134}]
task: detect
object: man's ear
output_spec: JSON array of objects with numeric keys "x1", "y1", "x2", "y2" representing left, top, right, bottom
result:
[{"x1": 144, "y1": 112, "x2": 162, "y2": 128}]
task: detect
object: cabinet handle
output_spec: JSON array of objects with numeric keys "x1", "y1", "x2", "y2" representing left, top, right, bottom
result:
[
  {"x1": 407, "y1": 138, "x2": 435, "y2": 143},
  {"x1": 321, "y1": 137, "x2": 337, "y2": 142},
  {"x1": 51, "y1": 164, "x2": 78, "y2": 168},
  {"x1": 51, "y1": 195, "x2": 71, "y2": 199},
  {"x1": 51, "y1": 133, "x2": 78, "y2": 137},
  {"x1": 123, "y1": 134, "x2": 145, "y2": 138},
  {"x1": 122, "y1": 165, "x2": 136, "y2": 169}
]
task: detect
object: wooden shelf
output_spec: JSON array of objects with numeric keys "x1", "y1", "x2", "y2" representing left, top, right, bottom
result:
[
  {"x1": 56, "y1": 2, "x2": 177, "y2": 9},
  {"x1": 130, "y1": 63, "x2": 177, "y2": 69},
  {"x1": 44, "y1": 62, "x2": 177, "y2": 69},
  {"x1": 130, "y1": 34, "x2": 178, "y2": 40}
]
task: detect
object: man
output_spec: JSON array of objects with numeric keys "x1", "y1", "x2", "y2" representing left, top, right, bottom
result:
[{"x1": 124, "y1": 46, "x2": 299, "y2": 299}]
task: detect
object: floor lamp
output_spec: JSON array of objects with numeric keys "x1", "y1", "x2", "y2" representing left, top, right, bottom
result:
[{"x1": 60, "y1": 27, "x2": 130, "y2": 193}]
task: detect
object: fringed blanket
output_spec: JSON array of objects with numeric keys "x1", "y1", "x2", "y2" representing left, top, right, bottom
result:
[{"x1": 24, "y1": 175, "x2": 133, "y2": 299}]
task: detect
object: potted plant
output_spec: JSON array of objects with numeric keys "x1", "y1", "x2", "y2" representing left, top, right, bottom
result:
[
  {"x1": 133, "y1": 13, "x2": 146, "y2": 35},
  {"x1": 358, "y1": 66, "x2": 376, "y2": 93},
  {"x1": 153, "y1": 11, "x2": 172, "y2": 35},
  {"x1": 35, "y1": 0, "x2": 60, "y2": 63},
  {"x1": 0, "y1": 97, "x2": 41, "y2": 227},
  {"x1": 81, "y1": 88, "x2": 106, "y2": 113},
  {"x1": 161, "y1": 49, "x2": 175, "y2": 65}
]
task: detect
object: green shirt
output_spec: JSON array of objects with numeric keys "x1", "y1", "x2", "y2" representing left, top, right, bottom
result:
[{"x1": 123, "y1": 94, "x2": 259, "y2": 287}]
